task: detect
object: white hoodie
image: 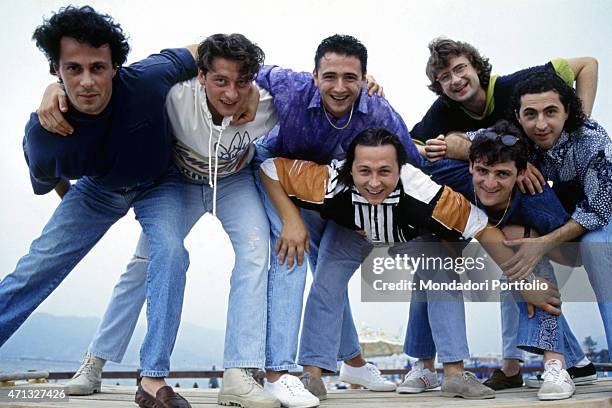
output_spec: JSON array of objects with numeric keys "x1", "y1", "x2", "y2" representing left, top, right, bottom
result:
[{"x1": 165, "y1": 77, "x2": 278, "y2": 214}]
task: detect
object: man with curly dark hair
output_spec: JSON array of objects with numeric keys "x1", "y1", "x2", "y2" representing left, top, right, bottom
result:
[
  {"x1": 0, "y1": 5, "x2": 200, "y2": 408},
  {"x1": 510, "y1": 72, "x2": 612, "y2": 370}
]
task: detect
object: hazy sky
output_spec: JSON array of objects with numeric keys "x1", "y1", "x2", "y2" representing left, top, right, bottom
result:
[{"x1": 1, "y1": 0, "x2": 611, "y2": 355}]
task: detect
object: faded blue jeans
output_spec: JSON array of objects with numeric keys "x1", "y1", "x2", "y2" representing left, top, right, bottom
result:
[
  {"x1": 579, "y1": 219, "x2": 612, "y2": 357},
  {"x1": 297, "y1": 223, "x2": 370, "y2": 372},
  {"x1": 402, "y1": 237, "x2": 470, "y2": 363},
  {"x1": 514, "y1": 259, "x2": 585, "y2": 366},
  {"x1": 87, "y1": 166, "x2": 270, "y2": 369},
  {"x1": 253, "y1": 143, "x2": 361, "y2": 372},
  {"x1": 0, "y1": 166, "x2": 190, "y2": 377}
]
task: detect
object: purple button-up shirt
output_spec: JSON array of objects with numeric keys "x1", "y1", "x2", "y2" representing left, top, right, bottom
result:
[{"x1": 255, "y1": 65, "x2": 420, "y2": 165}]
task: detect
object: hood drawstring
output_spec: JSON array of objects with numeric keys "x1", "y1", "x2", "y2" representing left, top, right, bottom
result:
[
  {"x1": 201, "y1": 83, "x2": 230, "y2": 217},
  {"x1": 209, "y1": 120, "x2": 229, "y2": 217}
]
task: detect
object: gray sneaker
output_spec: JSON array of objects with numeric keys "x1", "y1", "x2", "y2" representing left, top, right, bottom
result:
[
  {"x1": 441, "y1": 371, "x2": 495, "y2": 399},
  {"x1": 65, "y1": 352, "x2": 105, "y2": 395},
  {"x1": 299, "y1": 373, "x2": 327, "y2": 400},
  {"x1": 397, "y1": 361, "x2": 440, "y2": 393},
  {"x1": 218, "y1": 368, "x2": 280, "y2": 408}
]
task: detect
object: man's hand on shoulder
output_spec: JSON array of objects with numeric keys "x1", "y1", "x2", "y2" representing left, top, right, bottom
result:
[
  {"x1": 517, "y1": 162, "x2": 545, "y2": 195},
  {"x1": 185, "y1": 44, "x2": 198, "y2": 61},
  {"x1": 230, "y1": 83, "x2": 259, "y2": 126},
  {"x1": 366, "y1": 74, "x2": 384, "y2": 97},
  {"x1": 37, "y1": 82, "x2": 73, "y2": 136}
]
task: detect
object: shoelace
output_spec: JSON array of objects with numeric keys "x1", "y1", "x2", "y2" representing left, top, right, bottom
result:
[
  {"x1": 404, "y1": 362, "x2": 427, "y2": 381},
  {"x1": 240, "y1": 369, "x2": 262, "y2": 388},
  {"x1": 73, "y1": 354, "x2": 99, "y2": 377},
  {"x1": 462, "y1": 371, "x2": 481, "y2": 384},
  {"x1": 281, "y1": 375, "x2": 310, "y2": 396},
  {"x1": 366, "y1": 364, "x2": 387, "y2": 383},
  {"x1": 542, "y1": 362, "x2": 564, "y2": 384}
]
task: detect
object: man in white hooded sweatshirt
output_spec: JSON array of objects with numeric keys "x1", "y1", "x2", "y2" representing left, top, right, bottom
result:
[{"x1": 51, "y1": 34, "x2": 281, "y2": 408}]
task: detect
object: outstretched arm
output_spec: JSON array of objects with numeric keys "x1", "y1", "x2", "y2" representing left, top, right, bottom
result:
[{"x1": 566, "y1": 57, "x2": 598, "y2": 116}]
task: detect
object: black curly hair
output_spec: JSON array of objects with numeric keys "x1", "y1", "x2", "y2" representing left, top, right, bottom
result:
[
  {"x1": 314, "y1": 34, "x2": 367, "y2": 74},
  {"x1": 32, "y1": 5, "x2": 130, "y2": 76},
  {"x1": 425, "y1": 37, "x2": 492, "y2": 98},
  {"x1": 197, "y1": 34, "x2": 264, "y2": 80},
  {"x1": 469, "y1": 120, "x2": 529, "y2": 172},
  {"x1": 338, "y1": 128, "x2": 408, "y2": 187},
  {"x1": 511, "y1": 72, "x2": 586, "y2": 133}
]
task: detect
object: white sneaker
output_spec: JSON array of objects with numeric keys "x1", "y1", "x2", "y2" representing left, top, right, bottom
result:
[
  {"x1": 537, "y1": 359, "x2": 575, "y2": 401},
  {"x1": 397, "y1": 361, "x2": 440, "y2": 393},
  {"x1": 218, "y1": 368, "x2": 280, "y2": 408},
  {"x1": 339, "y1": 362, "x2": 396, "y2": 391},
  {"x1": 65, "y1": 352, "x2": 105, "y2": 395},
  {"x1": 264, "y1": 374, "x2": 319, "y2": 408}
]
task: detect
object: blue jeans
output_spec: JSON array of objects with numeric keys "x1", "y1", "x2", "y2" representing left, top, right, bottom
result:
[
  {"x1": 297, "y1": 222, "x2": 369, "y2": 372},
  {"x1": 509, "y1": 260, "x2": 585, "y2": 366},
  {"x1": 580, "y1": 218, "x2": 612, "y2": 357},
  {"x1": 87, "y1": 166, "x2": 270, "y2": 369},
  {"x1": 0, "y1": 167, "x2": 191, "y2": 377},
  {"x1": 253, "y1": 144, "x2": 361, "y2": 371},
  {"x1": 402, "y1": 238, "x2": 470, "y2": 363}
]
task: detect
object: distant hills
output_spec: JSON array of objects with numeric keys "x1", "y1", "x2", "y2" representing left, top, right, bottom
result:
[{"x1": 0, "y1": 313, "x2": 224, "y2": 370}]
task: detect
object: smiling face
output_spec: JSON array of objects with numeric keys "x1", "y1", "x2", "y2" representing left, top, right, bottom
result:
[
  {"x1": 516, "y1": 90, "x2": 569, "y2": 150},
  {"x1": 436, "y1": 54, "x2": 484, "y2": 109},
  {"x1": 199, "y1": 57, "x2": 253, "y2": 124},
  {"x1": 313, "y1": 52, "x2": 364, "y2": 118},
  {"x1": 351, "y1": 144, "x2": 400, "y2": 205},
  {"x1": 54, "y1": 37, "x2": 116, "y2": 115},
  {"x1": 469, "y1": 159, "x2": 521, "y2": 211}
]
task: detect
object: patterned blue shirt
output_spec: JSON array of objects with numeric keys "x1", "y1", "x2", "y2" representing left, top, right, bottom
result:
[
  {"x1": 255, "y1": 65, "x2": 420, "y2": 165},
  {"x1": 529, "y1": 119, "x2": 612, "y2": 230}
]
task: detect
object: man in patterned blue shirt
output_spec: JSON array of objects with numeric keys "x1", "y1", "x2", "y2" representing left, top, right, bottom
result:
[{"x1": 509, "y1": 71, "x2": 612, "y2": 359}]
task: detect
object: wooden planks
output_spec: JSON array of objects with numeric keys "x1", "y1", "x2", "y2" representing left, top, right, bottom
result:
[{"x1": 1, "y1": 379, "x2": 611, "y2": 408}]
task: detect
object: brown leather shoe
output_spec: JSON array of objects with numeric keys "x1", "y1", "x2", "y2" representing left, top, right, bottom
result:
[
  {"x1": 483, "y1": 369, "x2": 523, "y2": 390},
  {"x1": 135, "y1": 384, "x2": 192, "y2": 408}
]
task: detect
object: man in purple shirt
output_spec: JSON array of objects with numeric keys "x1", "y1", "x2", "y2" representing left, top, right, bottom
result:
[{"x1": 252, "y1": 35, "x2": 420, "y2": 406}]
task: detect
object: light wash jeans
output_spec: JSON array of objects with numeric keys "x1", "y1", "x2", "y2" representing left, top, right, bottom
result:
[
  {"x1": 297, "y1": 222, "x2": 370, "y2": 372},
  {"x1": 87, "y1": 166, "x2": 270, "y2": 369},
  {"x1": 506, "y1": 220, "x2": 612, "y2": 364},
  {"x1": 253, "y1": 144, "x2": 361, "y2": 371},
  {"x1": 402, "y1": 238, "x2": 470, "y2": 363},
  {"x1": 0, "y1": 166, "x2": 191, "y2": 377},
  {"x1": 510, "y1": 260, "x2": 585, "y2": 366},
  {"x1": 579, "y1": 219, "x2": 612, "y2": 357}
]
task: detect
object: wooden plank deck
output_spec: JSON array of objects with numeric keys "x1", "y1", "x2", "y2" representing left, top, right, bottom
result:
[{"x1": 2, "y1": 378, "x2": 612, "y2": 408}]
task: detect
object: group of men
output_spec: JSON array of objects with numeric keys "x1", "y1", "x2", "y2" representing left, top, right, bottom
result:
[{"x1": 1, "y1": 5, "x2": 610, "y2": 408}]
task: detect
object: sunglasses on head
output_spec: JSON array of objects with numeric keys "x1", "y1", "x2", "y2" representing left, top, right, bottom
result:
[{"x1": 480, "y1": 130, "x2": 519, "y2": 147}]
